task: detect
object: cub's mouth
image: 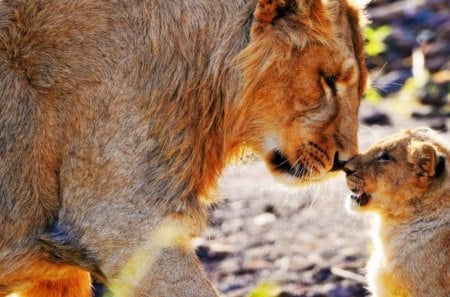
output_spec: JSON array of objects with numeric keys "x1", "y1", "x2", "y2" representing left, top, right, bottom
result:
[
  {"x1": 350, "y1": 191, "x2": 371, "y2": 206},
  {"x1": 269, "y1": 150, "x2": 308, "y2": 178}
]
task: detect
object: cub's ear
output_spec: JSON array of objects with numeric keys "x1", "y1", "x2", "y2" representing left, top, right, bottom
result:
[{"x1": 408, "y1": 141, "x2": 443, "y2": 187}]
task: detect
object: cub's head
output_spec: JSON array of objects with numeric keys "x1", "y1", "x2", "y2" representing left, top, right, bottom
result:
[
  {"x1": 344, "y1": 128, "x2": 449, "y2": 220},
  {"x1": 232, "y1": 0, "x2": 369, "y2": 185}
]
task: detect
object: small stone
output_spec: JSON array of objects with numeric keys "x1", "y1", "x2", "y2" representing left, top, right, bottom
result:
[
  {"x1": 93, "y1": 282, "x2": 105, "y2": 297},
  {"x1": 253, "y1": 212, "x2": 277, "y2": 226},
  {"x1": 278, "y1": 291, "x2": 299, "y2": 297},
  {"x1": 264, "y1": 203, "x2": 276, "y2": 214},
  {"x1": 430, "y1": 121, "x2": 448, "y2": 132},
  {"x1": 312, "y1": 267, "x2": 332, "y2": 283},
  {"x1": 362, "y1": 112, "x2": 391, "y2": 126},
  {"x1": 195, "y1": 244, "x2": 231, "y2": 263},
  {"x1": 328, "y1": 283, "x2": 369, "y2": 297}
]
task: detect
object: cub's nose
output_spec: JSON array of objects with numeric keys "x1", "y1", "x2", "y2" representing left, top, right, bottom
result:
[{"x1": 343, "y1": 162, "x2": 357, "y2": 175}]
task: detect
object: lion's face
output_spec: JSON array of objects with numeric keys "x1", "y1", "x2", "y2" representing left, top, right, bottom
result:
[
  {"x1": 232, "y1": 0, "x2": 368, "y2": 185},
  {"x1": 344, "y1": 128, "x2": 448, "y2": 220},
  {"x1": 257, "y1": 45, "x2": 361, "y2": 185}
]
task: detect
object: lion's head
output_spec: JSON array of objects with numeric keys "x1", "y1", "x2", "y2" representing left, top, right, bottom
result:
[
  {"x1": 344, "y1": 128, "x2": 449, "y2": 220},
  {"x1": 229, "y1": 0, "x2": 369, "y2": 185}
]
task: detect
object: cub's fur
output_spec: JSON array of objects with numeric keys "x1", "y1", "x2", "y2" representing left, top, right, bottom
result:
[
  {"x1": 345, "y1": 128, "x2": 450, "y2": 297},
  {"x1": 0, "y1": 0, "x2": 368, "y2": 296}
]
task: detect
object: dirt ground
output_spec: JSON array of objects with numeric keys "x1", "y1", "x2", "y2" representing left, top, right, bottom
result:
[{"x1": 199, "y1": 102, "x2": 449, "y2": 297}]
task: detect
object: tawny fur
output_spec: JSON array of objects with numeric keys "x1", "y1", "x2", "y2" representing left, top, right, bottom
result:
[
  {"x1": 345, "y1": 128, "x2": 450, "y2": 297},
  {"x1": 0, "y1": 0, "x2": 368, "y2": 296}
]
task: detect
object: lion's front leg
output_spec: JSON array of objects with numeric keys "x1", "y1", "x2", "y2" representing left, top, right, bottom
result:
[
  {"x1": 106, "y1": 247, "x2": 219, "y2": 297},
  {"x1": 138, "y1": 248, "x2": 219, "y2": 297}
]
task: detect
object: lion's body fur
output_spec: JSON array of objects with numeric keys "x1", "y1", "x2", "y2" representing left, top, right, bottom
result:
[{"x1": 0, "y1": 0, "x2": 368, "y2": 296}]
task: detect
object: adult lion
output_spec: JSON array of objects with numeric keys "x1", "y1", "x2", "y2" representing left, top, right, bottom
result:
[{"x1": 0, "y1": 0, "x2": 368, "y2": 296}]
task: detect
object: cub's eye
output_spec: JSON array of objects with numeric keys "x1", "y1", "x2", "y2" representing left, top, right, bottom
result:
[
  {"x1": 377, "y1": 151, "x2": 394, "y2": 162},
  {"x1": 323, "y1": 75, "x2": 337, "y2": 95}
]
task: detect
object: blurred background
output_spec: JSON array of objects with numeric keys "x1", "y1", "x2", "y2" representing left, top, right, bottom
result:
[{"x1": 200, "y1": 1, "x2": 450, "y2": 296}]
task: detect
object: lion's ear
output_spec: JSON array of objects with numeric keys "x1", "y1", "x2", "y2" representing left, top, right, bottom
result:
[
  {"x1": 253, "y1": 0, "x2": 297, "y2": 29},
  {"x1": 252, "y1": 0, "x2": 338, "y2": 47},
  {"x1": 408, "y1": 141, "x2": 441, "y2": 187},
  {"x1": 253, "y1": 0, "x2": 328, "y2": 31}
]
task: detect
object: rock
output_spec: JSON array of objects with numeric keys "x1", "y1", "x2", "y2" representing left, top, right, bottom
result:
[
  {"x1": 418, "y1": 83, "x2": 448, "y2": 108},
  {"x1": 278, "y1": 292, "x2": 300, "y2": 297},
  {"x1": 93, "y1": 282, "x2": 106, "y2": 297},
  {"x1": 196, "y1": 244, "x2": 229, "y2": 262},
  {"x1": 264, "y1": 203, "x2": 277, "y2": 215},
  {"x1": 253, "y1": 212, "x2": 277, "y2": 226},
  {"x1": 328, "y1": 283, "x2": 368, "y2": 297},
  {"x1": 426, "y1": 13, "x2": 449, "y2": 28},
  {"x1": 385, "y1": 28, "x2": 416, "y2": 53},
  {"x1": 362, "y1": 112, "x2": 391, "y2": 126},
  {"x1": 423, "y1": 40, "x2": 450, "y2": 58},
  {"x1": 308, "y1": 293, "x2": 327, "y2": 297},
  {"x1": 426, "y1": 54, "x2": 450, "y2": 72},
  {"x1": 312, "y1": 267, "x2": 332, "y2": 283},
  {"x1": 430, "y1": 121, "x2": 448, "y2": 132},
  {"x1": 194, "y1": 239, "x2": 234, "y2": 263}
]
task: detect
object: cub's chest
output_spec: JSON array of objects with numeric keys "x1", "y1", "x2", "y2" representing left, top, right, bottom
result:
[
  {"x1": 367, "y1": 245, "x2": 412, "y2": 297},
  {"x1": 375, "y1": 270, "x2": 411, "y2": 297}
]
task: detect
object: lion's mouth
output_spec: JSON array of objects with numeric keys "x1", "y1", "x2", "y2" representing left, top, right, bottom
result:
[
  {"x1": 269, "y1": 150, "x2": 308, "y2": 178},
  {"x1": 350, "y1": 191, "x2": 371, "y2": 206}
]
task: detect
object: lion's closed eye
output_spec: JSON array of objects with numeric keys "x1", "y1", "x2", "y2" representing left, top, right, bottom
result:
[{"x1": 323, "y1": 75, "x2": 337, "y2": 95}]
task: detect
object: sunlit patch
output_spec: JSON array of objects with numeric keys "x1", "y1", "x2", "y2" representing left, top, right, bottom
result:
[{"x1": 104, "y1": 220, "x2": 190, "y2": 297}]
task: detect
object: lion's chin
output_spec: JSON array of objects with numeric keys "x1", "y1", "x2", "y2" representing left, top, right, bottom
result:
[{"x1": 270, "y1": 173, "x2": 325, "y2": 187}]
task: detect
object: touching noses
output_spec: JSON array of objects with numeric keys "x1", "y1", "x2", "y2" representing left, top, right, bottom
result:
[
  {"x1": 331, "y1": 152, "x2": 346, "y2": 171},
  {"x1": 331, "y1": 148, "x2": 359, "y2": 172}
]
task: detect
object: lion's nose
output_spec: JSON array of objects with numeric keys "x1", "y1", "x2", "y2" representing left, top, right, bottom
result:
[{"x1": 330, "y1": 152, "x2": 347, "y2": 171}]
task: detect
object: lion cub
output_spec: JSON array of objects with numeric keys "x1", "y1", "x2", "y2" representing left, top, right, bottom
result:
[{"x1": 344, "y1": 128, "x2": 450, "y2": 297}]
